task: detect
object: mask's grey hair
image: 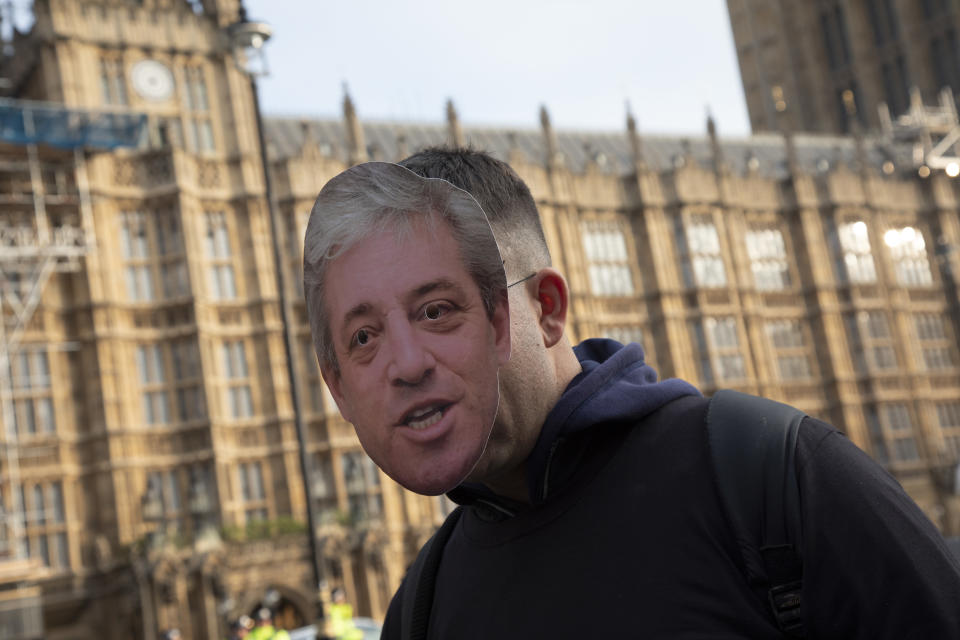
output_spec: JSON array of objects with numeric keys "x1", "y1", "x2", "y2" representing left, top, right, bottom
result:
[{"x1": 303, "y1": 162, "x2": 507, "y2": 374}]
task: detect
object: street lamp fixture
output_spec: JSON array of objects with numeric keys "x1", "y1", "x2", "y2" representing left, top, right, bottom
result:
[
  {"x1": 226, "y1": 11, "x2": 272, "y2": 77},
  {"x1": 225, "y1": 1, "x2": 326, "y2": 618}
]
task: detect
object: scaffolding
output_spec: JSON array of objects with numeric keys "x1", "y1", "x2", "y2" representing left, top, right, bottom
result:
[
  {"x1": 879, "y1": 87, "x2": 960, "y2": 173},
  {"x1": 0, "y1": 99, "x2": 144, "y2": 639}
]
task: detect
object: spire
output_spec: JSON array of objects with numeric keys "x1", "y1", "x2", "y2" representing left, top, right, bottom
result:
[
  {"x1": 539, "y1": 104, "x2": 557, "y2": 168},
  {"x1": 299, "y1": 119, "x2": 314, "y2": 152},
  {"x1": 395, "y1": 133, "x2": 409, "y2": 162},
  {"x1": 706, "y1": 107, "x2": 724, "y2": 174},
  {"x1": 506, "y1": 131, "x2": 525, "y2": 166},
  {"x1": 446, "y1": 98, "x2": 465, "y2": 147},
  {"x1": 297, "y1": 120, "x2": 320, "y2": 159},
  {"x1": 342, "y1": 82, "x2": 367, "y2": 165},
  {"x1": 626, "y1": 102, "x2": 645, "y2": 170}
]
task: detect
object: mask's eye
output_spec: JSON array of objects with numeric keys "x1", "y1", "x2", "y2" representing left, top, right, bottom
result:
[
  {"x1": 423, "y1": 302, "x2": 448, "y2": 321},
  {"x1": 353, "y1": 328, "x2": 370, "y2": 347}
]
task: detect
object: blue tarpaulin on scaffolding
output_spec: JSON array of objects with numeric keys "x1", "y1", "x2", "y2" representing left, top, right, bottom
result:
[{"x1": 0, "y1": 100, "x2": 146, "y2": 149}]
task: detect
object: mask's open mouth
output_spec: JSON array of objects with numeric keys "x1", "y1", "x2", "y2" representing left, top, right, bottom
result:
[{"x1": 403, "y1": 403, "x2": 451, "y2": 430}]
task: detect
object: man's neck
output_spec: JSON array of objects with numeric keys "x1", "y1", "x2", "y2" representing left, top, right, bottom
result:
[{"x1": 482, "y1": 343, "x2": 583, "y2": 505}]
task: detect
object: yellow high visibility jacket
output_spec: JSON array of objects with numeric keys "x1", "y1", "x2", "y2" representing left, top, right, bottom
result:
[
  {"x1": 247, "y1": 625, "x2": 290, "y2": 640},
  {"x1": 328, "y1": 603, "x2": 363, "y2": 640}
]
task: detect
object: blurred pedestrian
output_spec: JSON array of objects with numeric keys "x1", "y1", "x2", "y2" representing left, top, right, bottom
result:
[
  {"x1": 227, "y1": 615, "x2": 253, "y2": 640},
  {"x1": 247, "y1": 607, "x2": 290, "y2": 640},
  {"x1": 327, "y1": 588, "x2": 362, "y2": 640}
]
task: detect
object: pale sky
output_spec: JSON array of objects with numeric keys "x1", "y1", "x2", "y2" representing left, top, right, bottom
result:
[{"x1": 243, "y1": 1, "x2": 750, "y2": 136}]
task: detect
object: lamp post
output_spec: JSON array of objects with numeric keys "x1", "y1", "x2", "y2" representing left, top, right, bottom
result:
[{"x1": 226, "y1": 4, "x2": 325, "y2": 618}]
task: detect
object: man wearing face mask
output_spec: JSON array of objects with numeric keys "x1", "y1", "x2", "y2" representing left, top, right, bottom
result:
[{"x1": 305, "y1": 150, "x2": 960, "y2": 639}]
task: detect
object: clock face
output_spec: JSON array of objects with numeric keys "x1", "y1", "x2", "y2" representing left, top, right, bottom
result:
[{"x1": 131, "y1": 60, "x2": 175, "y2": 102}]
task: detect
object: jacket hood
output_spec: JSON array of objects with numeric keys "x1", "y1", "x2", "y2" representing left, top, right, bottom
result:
[{"x1": 451, "y1": 339, "x2": 700, "y2": 508}]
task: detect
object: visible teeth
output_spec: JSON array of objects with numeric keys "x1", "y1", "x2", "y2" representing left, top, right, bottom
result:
[
  {"x1": 408, "y1": 405, "x2": 439, "y2": 420},
  {"x1": 407, "y1": 408, "x2": 444, "y2": 430}
]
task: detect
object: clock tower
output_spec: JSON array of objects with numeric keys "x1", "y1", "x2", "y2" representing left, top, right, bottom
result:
[
  {"x1": 0, "y1": 1, "x2": 449, "y2": 638},
  {"x1": 11, "y1": 0, "x2": 266, "y2": 159},
  {"x1": 0, "y1": 1, "x2": 383, "y2": 639}
]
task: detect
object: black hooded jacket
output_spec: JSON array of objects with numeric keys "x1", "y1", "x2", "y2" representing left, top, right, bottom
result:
[{"x1": 383, "y1": 340, "x2": 960, "y2": 639}]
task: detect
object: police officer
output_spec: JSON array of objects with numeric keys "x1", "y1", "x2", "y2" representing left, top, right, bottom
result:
[{"x1": 247, "y1": 608, "x2": 290, "y2": 640}]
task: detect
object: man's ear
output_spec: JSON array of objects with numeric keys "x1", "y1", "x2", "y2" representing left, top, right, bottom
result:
[
  {"x1": 492, "y1": 289, "x2": 511, "y2": 366},
  {"x1": 320, "y1": 365, "x2": 353, "y2": 423},
  {"x1": 534, "y1": 268, "x2": 569, "y2": 349}
]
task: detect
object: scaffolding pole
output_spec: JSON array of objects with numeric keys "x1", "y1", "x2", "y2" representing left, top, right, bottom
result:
[{"x1": 0, "y1": 99, "x2": 145, "y2": 568}]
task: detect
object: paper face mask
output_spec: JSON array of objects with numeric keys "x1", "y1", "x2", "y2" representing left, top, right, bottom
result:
[{"x1": 305, "y1": 162, "x2": 510, "y2": 495}]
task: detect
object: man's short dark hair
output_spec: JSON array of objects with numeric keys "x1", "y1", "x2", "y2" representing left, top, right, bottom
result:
[{"x1": 399, "y1": 147, "x2": 551, "y2": 278}]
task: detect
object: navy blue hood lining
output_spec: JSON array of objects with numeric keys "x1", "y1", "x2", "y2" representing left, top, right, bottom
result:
[{"x1": 525, "y1": 339, "x2": 700, "y2": 502}]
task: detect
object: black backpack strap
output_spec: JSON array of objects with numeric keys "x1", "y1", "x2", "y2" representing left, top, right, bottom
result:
[
  {"x1": 400, "y1": 506, "x2": 463, "y2": 640},
  {"x1": 706, "y1": 389, "x2": 806, "y2": 638}
]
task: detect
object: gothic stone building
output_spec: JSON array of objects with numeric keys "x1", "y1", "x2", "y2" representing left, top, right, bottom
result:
[{"x1": 1, "y1": 1, "x2": 960, "y2": 639}]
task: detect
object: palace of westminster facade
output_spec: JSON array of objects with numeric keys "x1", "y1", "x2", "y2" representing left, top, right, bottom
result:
[{"x1": 1, "y1": 1, "x2": 960, "y2": 638}]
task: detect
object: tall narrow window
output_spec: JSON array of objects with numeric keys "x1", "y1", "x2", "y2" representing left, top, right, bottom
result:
[
  {"x1": 914, "y1": 314, "x2": 956, "y2": 371},
  {"x1": 311, "y1": 454, "x2": 338, "y2": 524},
  {"x1": 48, "y1": 484, "x2": 65, "y2": 525},
  {"x1": 301, "y1": 337, "x2": 326, "y2": 415},
  {"x1": 15, "y1": 486, "x2": 27, "y2": 558},
  {"x1": 188, "y1": 465, "x2": 216, "y2": 529},
  {"x1": 833, "y1": 220, "x2": 877, "y2": 284},
  {"x1": 121, "y1": 210, "x2": 187, "y2": 302},
  {"x1": 9, "y1": 349, "x2": 55, "y2": 436},
  {"x1": 205, "y1": 212, "x2": 237, "y2": 300},
  {"x1": 99, "y1": 57, "x2": 128, "y2": 106},
  {"x1": 136, "y1": 344, "x2": 169, "y2": 425},
  {"x1": 884, "y1": 226, "x2": 933, "y2": 287},
  {"x1": 238, "y1": 462, "x2": 267, "y2": 523},
  {"x1": 342, "y1": 451, "x2": 383, "y2": 524},
  {"x1": 156, "y1": 212, "x2": 189, "y2": 299},
  {"x1": 765, "y1": 320, "x2": 813, "y2": 380},
  {"x1": 50, "y1": 481, "x2": 68, "y2": 569},
  {"x1": 690, "y1": 321, "x2": 714, "y2": 385},
  {"x1": 171, "y1": 339, "x2": 206, "y2": 422},
  {"x1": 845, "y1": 311, "x2": 898, "y2": 373},
  {"x1": 32, "y1": 486, "x2": 45, "y2": 527},
  {"x1": 580, "y1": 220, "x2": 634, "y2": 296},
  {"x1": 745, "y1": 227, "x2": 790, "y2": 291},
  {"x1": 183, "y1": 65, "x2": 215, "y2": 153},
  {"x1": 677, "y1": 213, "x2": 727, "y2": 288},
  {"x1": 121, "y1": 212, "x2": 154, "y2": 301},
  {"x1": 936, "y1": 402, "x2": 960, "y2": 457},
  {"x1": 870, "y1": 404, "x2": 921, "y2": 463},
  {"x1": 223, "y1": 340, "x2": 253, "y2": 419},
  {"x1": 690, "y1": 317, "x2": 746, "y2": 384},
  {"x1": 145, "y1": 470, "x2": 183, "y2": 532},
  {"x1": 23, "y1": 481, "x2": 68, "y2": 569}
]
